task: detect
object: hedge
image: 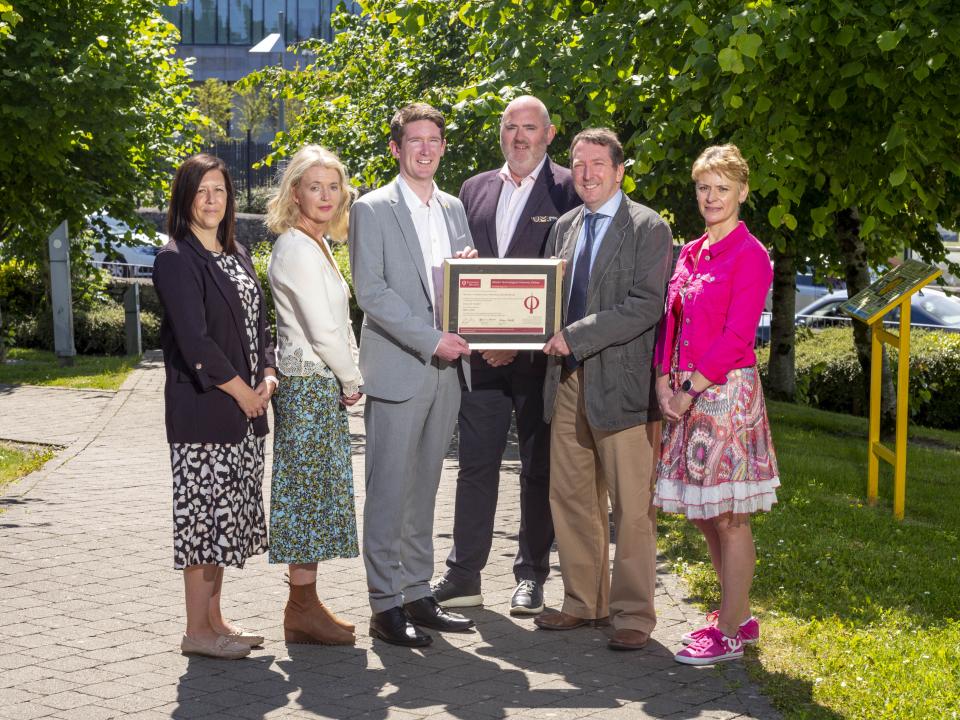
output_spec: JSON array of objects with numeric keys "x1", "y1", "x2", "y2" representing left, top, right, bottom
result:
[
  {"x1": 12, "y1": 303, "x2": 160, "y2": 356},
  {"x1": 757, "y1": 327, "x2": 960, "y2": 429}
]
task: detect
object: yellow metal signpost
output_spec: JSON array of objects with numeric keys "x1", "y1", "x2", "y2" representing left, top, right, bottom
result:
[{"x1": 840, "y1": 260, "x2": 942, "y2": 520}]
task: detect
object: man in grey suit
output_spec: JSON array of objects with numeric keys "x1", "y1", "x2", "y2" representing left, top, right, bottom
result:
[
  {"x1": 349, "y1": 103, "x2": 478, "y2": 647},
  {"x1": 535, "y1": 128, "x2": 673, "y2": 652}
]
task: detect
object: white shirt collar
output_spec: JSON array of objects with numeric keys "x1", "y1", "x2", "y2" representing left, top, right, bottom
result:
[
  {"x1": 497, "y1": 155, "x2": 548, "y2": 188},
  {"x1": 396, "y1": 175, "x2": 441, "y2": 209}
]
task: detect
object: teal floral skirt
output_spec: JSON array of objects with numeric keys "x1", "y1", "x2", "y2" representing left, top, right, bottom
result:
[{"x1": 269, "y1": 374, "x2": 359, "y2": 564}]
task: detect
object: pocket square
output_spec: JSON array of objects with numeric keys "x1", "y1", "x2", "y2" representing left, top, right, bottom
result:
[{"x1": 532, "y1": 215, "x2": 558, "y2": 223}]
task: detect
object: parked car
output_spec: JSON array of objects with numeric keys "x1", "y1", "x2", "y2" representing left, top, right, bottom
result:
[
  {"x1": 87, "y1": 213, "x2": 166, "y2": 278},
  {"x1": 796, "y1": 288, "x2": 960, "y2": 332},
  {"x1": 763, "y1": 270, "x2": 842, "y2": 313},
  {"x1": 756, "y1": 287, "x2": 960, "y2": 344}
]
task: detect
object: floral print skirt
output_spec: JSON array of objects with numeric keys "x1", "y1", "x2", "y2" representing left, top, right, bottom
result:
[
  {"x1": 654, "y1": 366, "x2": 780, "y2": 519},
  {"x1": 269, "y1": 373, "x2": 359, "y2": 564}
]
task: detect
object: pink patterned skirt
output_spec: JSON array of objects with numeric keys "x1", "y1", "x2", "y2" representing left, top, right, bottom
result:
[{"x1": 654, "y1": 366, "x2": 780, "y2": 519}]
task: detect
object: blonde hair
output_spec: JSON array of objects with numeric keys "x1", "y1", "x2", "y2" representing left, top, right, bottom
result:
[
  {"x1": 691, "y1": 144, "x2": 750, "y2": 187},
  {"x1": 265, "y1": 145, "x2": 357, "y2": 241}
]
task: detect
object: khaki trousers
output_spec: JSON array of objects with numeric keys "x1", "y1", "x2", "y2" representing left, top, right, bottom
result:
[{"x1": 549, "y1": 368, "x2": 659, "y2": 633}]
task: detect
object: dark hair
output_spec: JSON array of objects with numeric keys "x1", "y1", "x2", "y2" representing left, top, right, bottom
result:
[
  {"x1": 166, "y1": 154, "x2": 237, "y2": 254},
  {"x1": 569, "y1": 128, "x2": 625, "y2": 167},
  {"x1": 390, "y1": 103, "x2": 446, "y2": 146}
]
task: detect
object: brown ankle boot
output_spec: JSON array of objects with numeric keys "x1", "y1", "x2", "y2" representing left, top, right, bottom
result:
[
  {"x1": 289, "y1": 580, "x2": 355, "y2": 632},
  {"x1": 284, "y1": 582, "x2": 355, "y2": 645}
]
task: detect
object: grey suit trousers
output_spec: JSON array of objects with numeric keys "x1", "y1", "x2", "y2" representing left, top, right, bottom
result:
[{"x1": 362, "y1": 359, "x2": 461, "y2": 613}]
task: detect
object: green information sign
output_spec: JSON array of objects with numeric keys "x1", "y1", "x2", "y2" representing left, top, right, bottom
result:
[{"x1": 840, "y1": 259, "x2": 942, "y2": 325}]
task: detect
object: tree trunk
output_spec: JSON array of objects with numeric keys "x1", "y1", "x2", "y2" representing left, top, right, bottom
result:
[
  {"x1": 0, "y1": 301, "x2": 6, "y2": 363},
  {"x1": 836, "y1": 208, "x2": 895, "y2": 429},
  {"x1": 766, "y1": 242, "x2": 796, "y2": 400}
]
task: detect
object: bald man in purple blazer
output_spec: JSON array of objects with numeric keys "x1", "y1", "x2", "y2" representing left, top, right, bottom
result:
[{"x1": 431, "y1": 96, "x2": 580, "y2": 615}]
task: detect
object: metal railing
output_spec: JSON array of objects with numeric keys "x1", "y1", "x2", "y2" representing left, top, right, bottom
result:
[
  {"x1": 91, "y1": 260, "x2": 154, "y2": 279},
  {"x1": 203, "y1": 136, "x2": 277, "y2": 197}
]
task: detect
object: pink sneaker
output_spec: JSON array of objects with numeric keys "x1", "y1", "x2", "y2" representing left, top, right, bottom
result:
[
  {"x1": 675, "y1": 626, "x2": 743, "y2": 665},
  {"x1": 681, "y1": 614, "x2": 759, "y2": 645}
]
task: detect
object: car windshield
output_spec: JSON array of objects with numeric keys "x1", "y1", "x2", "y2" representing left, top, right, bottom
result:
[{"x1": 915, "y1": 293, "x2": 960, "y2": 325}]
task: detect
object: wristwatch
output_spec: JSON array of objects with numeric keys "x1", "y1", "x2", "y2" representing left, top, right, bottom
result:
[{"x1": 680, "y1": 379, "x2": 701, "y2": 399}]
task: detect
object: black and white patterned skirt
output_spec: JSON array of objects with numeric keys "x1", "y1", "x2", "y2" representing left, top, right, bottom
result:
[{"x1": 170, "y1": 426, "x2": 268, "y2": 569}]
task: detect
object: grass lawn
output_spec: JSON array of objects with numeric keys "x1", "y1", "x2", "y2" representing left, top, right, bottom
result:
[
  {"x1": 658, "y1": 400, "x2": 960, "y2": 720},
  {"x1": 0, "y1": 347, "x2": 138, "y2": 390},
  {"x1": 0, "y1": 442, "x2": 55, "y2": 496}
]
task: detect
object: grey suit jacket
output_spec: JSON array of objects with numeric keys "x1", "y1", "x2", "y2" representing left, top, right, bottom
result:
[
  {"x1": 542, "y1": 193, "x2": 673, "y2": 431},
  {"x1": 348, "y1": 178, "x2": 473, "y2": 402}
]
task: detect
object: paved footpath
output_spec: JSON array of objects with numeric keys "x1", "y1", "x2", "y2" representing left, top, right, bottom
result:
[{"x1": 0, "y1": 354, "x2": 779, "y2": 720}]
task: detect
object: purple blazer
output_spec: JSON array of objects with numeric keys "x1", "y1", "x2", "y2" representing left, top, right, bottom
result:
[
  {"x1": 458, "y1": 157, "x2": 580, "y2": 375},
  {"x1": 152, "y1": 235, "x2": 277, "y2": 444}
]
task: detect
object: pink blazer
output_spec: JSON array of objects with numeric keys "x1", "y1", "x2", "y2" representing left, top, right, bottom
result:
[{"x1": 654, "y1": 221, "x2": 772, "y2": 385}]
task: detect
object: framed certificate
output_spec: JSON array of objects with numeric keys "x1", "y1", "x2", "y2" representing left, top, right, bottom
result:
[{"x1": 442, "y1": 259, "x2": 564, "y2": 349}]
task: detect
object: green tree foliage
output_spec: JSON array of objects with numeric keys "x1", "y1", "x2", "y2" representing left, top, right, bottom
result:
[
  {"x1": 233, "y1": 80, "x2": 273, "y2": 138},
  {"x1": 249, "y1": 0, "x2": 496, "y2": 189},
  {"x1": 0, "y1": 2, "x2": 21, "y2": 45},
  {"x1": 194, "y1": 77, "x2": 233, "y2": 143},
  {"x1": 264, "y1": 0, "x2": 960, "y2": 402},
  {"x1": 0, "y1": 0, "x2": 199, "y2": 265},
  {"x1": 457, "y1": 0, "x2": 960, "y2": 401},
  {"x1": 462, "y1": 0, "x2": 960, "y2": 253}
]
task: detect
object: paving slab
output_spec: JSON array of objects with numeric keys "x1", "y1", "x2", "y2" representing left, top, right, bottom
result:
[{"x1": 0, "y1": 352, "x2": 780, "y2": 719}]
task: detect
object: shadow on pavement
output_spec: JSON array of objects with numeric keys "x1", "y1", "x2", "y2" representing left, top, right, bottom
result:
[{"x1": 169, "y1": 611, "x2": 776, "y2": 720}]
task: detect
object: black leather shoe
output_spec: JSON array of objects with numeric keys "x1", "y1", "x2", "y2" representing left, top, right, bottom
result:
[
  {"x1": 430, "y1": 575, "x2": 483, "y2": 608},
  {"x1": 403, "y1": 596, "x2": 475, "y2": 632},
  {"x1": 369, "y1": 607, "x2": 432, "y2": 647},
  {"x1": 510, "y1": 579, "x2": 545, "y2": 616}
]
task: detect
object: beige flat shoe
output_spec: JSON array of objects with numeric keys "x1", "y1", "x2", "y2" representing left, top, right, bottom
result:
[
  {"x1": 225, "y1": 629, "x2": 265, "y2": 647},
  {"x1": 180, "y1": 634, "x2": 251, "y2": 659}
]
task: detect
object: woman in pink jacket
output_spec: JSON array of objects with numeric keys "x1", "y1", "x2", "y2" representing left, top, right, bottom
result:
[{"x1": 654, "y1": 144, "x2": 780, "y2": 666}]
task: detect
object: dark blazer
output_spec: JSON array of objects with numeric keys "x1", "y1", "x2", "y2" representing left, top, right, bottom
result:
[
  {"x1": 542, "y1": 194, "x2": 673, "y2": 431},
  {"x1": 459, "y1": 157, "x2": 580, "y2": 375},
  {"x1": 153, "y1": 235, "x2": 276, "y2": 444}
]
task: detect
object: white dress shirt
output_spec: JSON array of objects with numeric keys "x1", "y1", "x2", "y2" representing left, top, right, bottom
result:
[
  {"x1": 397, "y1": 175, "x2": 452, "y2": 327},
  {"x1": 495, "y1": 155, "x2": 547, "y2": 257}
]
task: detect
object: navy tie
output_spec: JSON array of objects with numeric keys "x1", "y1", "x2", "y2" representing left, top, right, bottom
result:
[{"x1": 564, "y1": 212, "x2": 601, "y2": 370}]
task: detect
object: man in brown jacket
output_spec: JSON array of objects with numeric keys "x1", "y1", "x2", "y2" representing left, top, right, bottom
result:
[{"x1": 536, "y1": 128, "x2": 673, "y2": 651}]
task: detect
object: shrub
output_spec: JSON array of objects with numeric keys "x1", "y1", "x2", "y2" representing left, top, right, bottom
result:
[
  {"x1": 250, "y1": 242, "x2": 276, "y2": 333},
  {"x1": 105, "y1": 279, "x2": 162, "y2": 318},
  {"x1": 332, "y1": 242, "x2": 363, "y2": 337},
  {"x1": 237, "y1": 186, "x2": 274, "y2": 215},
  {"x1": 12, "y1": 302, "x2": 159, "y2": 355},
  {"x1": 757, "y1": 327, "x2": 960, "y2": 429},
  {"x1": 250, "y1": 240, "x2": 363, "y2": 341},
  {"x1": 0, "y1": 258, "x2": 45, "y2": 318}
]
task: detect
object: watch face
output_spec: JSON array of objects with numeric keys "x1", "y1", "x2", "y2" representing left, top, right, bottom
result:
[{"x1": 681, "y1": 379, "x2": 692, "y2": 392}]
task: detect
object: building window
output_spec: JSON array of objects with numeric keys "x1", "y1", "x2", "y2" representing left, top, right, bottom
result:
[
  {"x1": 164, "y1": 0, "x2": 350, "y2": 46},
  {"x1": 193, "y1": 0, "x2": 218, "y2": 44},
  {"x1": 299, "y1": 2, "x2": 320, "y2": 42},
  {"x1": 229, "y1": 0, "x2": 252, "y2": 44}
]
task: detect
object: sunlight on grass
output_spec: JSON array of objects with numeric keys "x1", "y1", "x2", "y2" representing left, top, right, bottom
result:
[
  {"x1": 0, "y1": 442, "x2": 55, "y2": 495},
  {"x1": 0, "y1": 348, "x2": 138, "y2": 390},
  {"x1": 658, "y1": 401, "x2": 960, "y2": 720}
]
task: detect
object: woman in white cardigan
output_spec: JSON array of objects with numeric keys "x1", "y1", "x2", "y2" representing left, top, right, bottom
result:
[{"x1": 265, "y1": 146, "x2": 362, "y2": 646}]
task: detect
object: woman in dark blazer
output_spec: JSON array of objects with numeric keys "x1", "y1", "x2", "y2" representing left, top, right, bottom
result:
[{"x1": 153, "y1": 154, "x2": 277, "y2": 660}]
